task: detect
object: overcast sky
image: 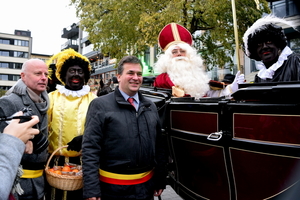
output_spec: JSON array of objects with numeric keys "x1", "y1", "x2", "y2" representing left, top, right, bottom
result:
[{"x1": 1, "y1": 0, "x2": 79, "y2": 55}]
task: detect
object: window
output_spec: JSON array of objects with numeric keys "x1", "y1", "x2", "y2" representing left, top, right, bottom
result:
[
  {"x1": 13, "y1": 51, "x2": 28, "y2": 58},
  {"x1": 0, "y1": 51, "x2": 9, "y2": 57},
  {"x1": 22, "y1": 40, "x2": 29, "y2": 46},
  {"x1": 12, "y1": 63, "x2": 22, "y2": 69},
  {"x1": 0, "y1": 86, "x2": 11, "y2": 90},
  {"x1": 14, "y1": 40, "x2": 29, "y2": 47},
  {"x1": 0, "y1": 75, "x2": 8, "y2": 80},
  {"x1": 0, "y1": 74, "x2": 20, "y2": 81},
  {"x1": 85, "y1": 40, "x2": 91, "y2": 46},
  {"x1": 290, "y1": 38, "x2": 300, "y2": 53},
  {"x1": 0, "y1": 63, "x2": 9, "y2": 68},
  {"x1": 8, "y1": 75, "x2": 20, "y2": 81},
  {"x1": 0, "y1": 39, "x2": 10, "y2": 45},
  {"x1": 71, "y1": 39, "x2": 78, "y2": 45},
  {"x1": 14, "y1": 40, "x2": 21, "y2": 46},
  {"x1": 0, "y1": 62, "x2": 22, "y2": 69},
  {"x1": 270, "y1": 0, "x2": 300, "y2": 17}
]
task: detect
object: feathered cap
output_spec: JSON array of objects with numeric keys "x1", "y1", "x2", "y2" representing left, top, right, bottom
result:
[
  {"x1": 47, "y1": 48, "x2": 92, "y2": 85},
  {"x1": 243, "y1": 15, "x2": 296, "y2": 60},
  {"x1": 158, "y1": 23, "x2": 193, "y2": 51}
]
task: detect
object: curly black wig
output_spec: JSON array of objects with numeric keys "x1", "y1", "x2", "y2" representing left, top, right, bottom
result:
[
  {"x1": 247, "y1": 23, "x2": 287, "y2": 61},
  {"x1": 59, "y1": 57, "x2": 91, "y2": 84}
]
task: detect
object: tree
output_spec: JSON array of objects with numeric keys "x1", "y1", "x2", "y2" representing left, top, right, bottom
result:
[
  {"x1": 70, "y1": 0, "x2": 270, "y2": 69},
  {"x1": 0, "y1": 89, "x2": 6, "y2": 97}
]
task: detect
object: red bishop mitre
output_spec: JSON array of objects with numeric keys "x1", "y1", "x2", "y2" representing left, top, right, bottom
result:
[{"x1": 158, "y1": 23, "x2": 193, "y2": 51}]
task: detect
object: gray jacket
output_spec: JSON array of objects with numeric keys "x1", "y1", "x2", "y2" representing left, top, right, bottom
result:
[
  {"x1": 0, "y1": 134, "x2": 25, "y2": 200},
  {"x1": 0, "y1": 80, "x2": 49, "y2": 200}
]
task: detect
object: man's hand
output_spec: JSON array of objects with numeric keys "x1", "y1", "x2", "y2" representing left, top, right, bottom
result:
[
  {"x1": 154, "y1": 189, "x2": 164, "y2": 196},
  {"x1": 4, "y1": 111, "x2": 39, "y2": 143},
  {"x1": 25, "y1": 141, "x2": 33, "y2": 154},
  {"x1": 85, "y1": 198, "x2": 100, "y2": 200}
]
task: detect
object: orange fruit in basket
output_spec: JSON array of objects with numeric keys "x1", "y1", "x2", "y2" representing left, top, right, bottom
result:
[
  {"x1": 54, "y1": 170, "x2": 62, "y2": 175},
  {"x1": 48, "y1": 168, "x2": 55, "y2": 172},
  {"x1": 72, "y1": 169, "x2": 79, "y2": 173},
  {"x1": 62, "y1": 166, "x2": 71, "y2": 172}
]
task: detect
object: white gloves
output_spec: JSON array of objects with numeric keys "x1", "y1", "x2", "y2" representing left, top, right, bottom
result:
[{"x1": 230, "y1": 71, "x2": 245, "y2": 93}]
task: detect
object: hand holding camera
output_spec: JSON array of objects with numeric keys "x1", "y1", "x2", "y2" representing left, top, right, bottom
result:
[
  {"x1": 1, "y1": 107, "x2": 49, "y2": 154},
  {"x1": 3, "y1": 111, "x2": 39, "y2": 143}
]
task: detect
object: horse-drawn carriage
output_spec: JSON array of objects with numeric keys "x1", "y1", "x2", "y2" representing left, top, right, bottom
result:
[{"x1": 141, "y1": 82, "x2": 300, "y2": 200}]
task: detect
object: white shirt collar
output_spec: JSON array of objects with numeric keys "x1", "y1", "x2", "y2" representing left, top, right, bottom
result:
[
  {"x1": 257, "y1": 46, "x2": 293, "y2": 80},
  {"x1": 119, "y1": 89, "x2": 139, "y2": 102}
]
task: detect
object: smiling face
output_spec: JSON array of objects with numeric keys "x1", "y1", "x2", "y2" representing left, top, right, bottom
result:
[
  {"x1": 117, "y1": 63, "x2": 143, "y2": 96},
  {"x1": 65, "y1": 65, "x2": 85, "y2": 90},
  {"x1": 256, "y1": 41, "x2": 280, "y2": 68}
]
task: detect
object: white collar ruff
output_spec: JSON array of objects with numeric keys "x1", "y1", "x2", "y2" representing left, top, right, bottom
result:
[
  {"x1": 256, "y1": 46, "x2": 293, "y2": 80},
  {"x1": 56, "y1": 84, "x2": 90, "y2": 97}
]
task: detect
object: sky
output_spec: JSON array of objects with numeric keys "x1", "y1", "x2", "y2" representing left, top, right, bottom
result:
[{"x1": 1, "y1": 0, "x2": 79, "y2": 55}]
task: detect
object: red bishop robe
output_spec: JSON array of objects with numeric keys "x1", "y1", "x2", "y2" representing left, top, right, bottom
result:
[{"x1": 153, "y1": 73, "x2": 174, "y2": 89}]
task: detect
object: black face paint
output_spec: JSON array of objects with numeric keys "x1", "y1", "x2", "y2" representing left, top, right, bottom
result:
[{"x1": 65, "y1": 65, "x2": 85, "y2": 90}]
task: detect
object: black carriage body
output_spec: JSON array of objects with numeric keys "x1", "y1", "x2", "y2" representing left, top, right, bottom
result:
[{"x1": 141, "y1": 82, "x2": 300, "y2": 200}]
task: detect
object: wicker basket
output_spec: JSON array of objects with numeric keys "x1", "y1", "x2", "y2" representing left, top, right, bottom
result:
[{"x1": 45, "y1": 145, "x2": 83, "y2": 191}]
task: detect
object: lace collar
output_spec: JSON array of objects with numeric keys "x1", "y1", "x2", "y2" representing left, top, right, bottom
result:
[
  {"x1": 56, "y1": 84, "x2": 90, "y2": 97},
  {"x1": 257, "y1": 46, "x2": 293, "y2": 80}
]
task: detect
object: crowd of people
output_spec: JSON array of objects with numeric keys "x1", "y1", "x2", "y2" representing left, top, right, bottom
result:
[{"x1": 0, "y1": 14, "x2": 299, "y2": 200}]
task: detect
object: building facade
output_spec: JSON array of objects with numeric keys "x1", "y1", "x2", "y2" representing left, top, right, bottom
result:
[
  {"x1": 0, "y1": 30, "x2": 51, "y2": 92},
  {"x1": 0, "y1": 30, "x2": 32, "y2": 90},
  {"x1": 31, "y1": 53, "x2": 51, "y2": 63}
]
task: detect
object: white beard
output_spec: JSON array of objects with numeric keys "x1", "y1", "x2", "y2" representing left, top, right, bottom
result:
[{"x1": 168, "y1": 57, "x2": 210, "y2": 99}]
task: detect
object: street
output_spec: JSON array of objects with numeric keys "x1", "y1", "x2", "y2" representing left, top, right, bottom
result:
[{"x1": 154, "y1": 185, "x2": 183, "y2": 200}]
